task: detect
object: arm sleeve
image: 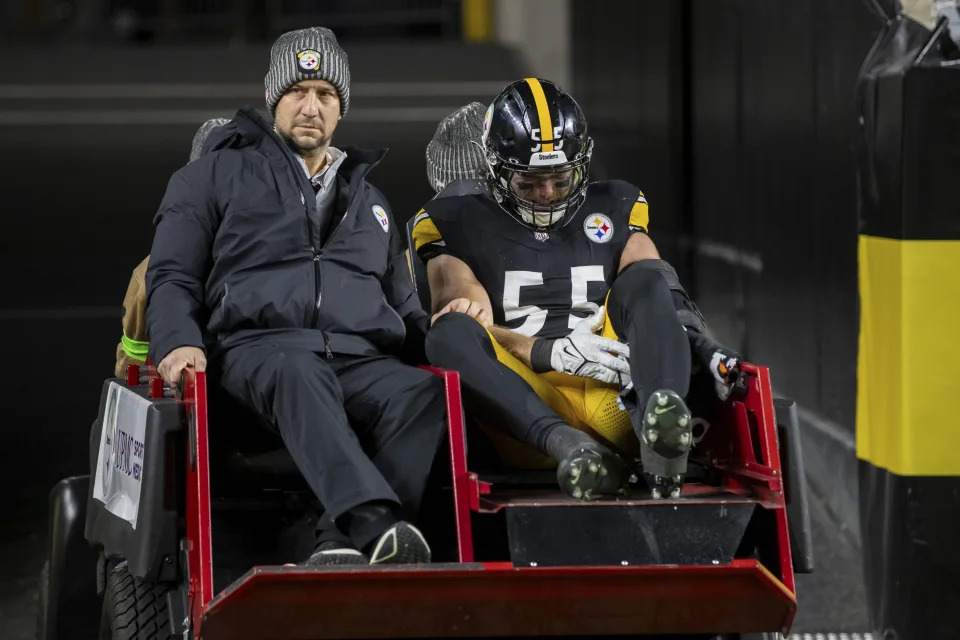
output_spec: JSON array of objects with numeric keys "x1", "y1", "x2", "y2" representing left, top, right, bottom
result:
[
  {"x1": 380, "y1": 204, "x2": 431, "y2": 363},
  {"x1": 145, "y1": 166, "x2": 219, "y2": 365},
  {"x1": 411, "y1": 208, "x2": 453, "y2": 262},
  {"x1": 628, "y1": 189, "x2": 650, "y2": 233},
  {"x1": 115, "y1": 256, "x2": 151, "y2": 376}
]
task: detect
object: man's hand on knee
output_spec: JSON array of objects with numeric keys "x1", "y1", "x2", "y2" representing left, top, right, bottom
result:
[
  {"x1": 157, "y1": 346, "x2": 207, "y2": 386},
  {"x1": 431, "y1": 297, "x2": 492, "y2": 327}
]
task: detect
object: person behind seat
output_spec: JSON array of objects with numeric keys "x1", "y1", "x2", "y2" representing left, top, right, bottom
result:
[
  {"x1": 418, "y1": 79, "x2": 741, "y2": 500},
  {"x1": 146, "y1": 27, "x2": 480, "y2": 566},
  {"x1": 114, "y1": 118, "x2": 229, "y2": 378},
  {"x1": 403, "y1": 102, "x2": 491, "y2": 305},
  {"x1": 425, "y1": 101, "x2": 489, "y2": 197}
]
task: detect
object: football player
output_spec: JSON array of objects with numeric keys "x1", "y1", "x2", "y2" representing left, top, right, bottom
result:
[{"x1": 417, "y1": 79, "x2": 741, "y2": 500}]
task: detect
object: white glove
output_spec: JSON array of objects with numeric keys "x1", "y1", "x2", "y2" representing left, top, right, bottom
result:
[
  {"x1": 688, "y1": 329, "x2": 741, "y2": 401},
  {"x1": 708, "y1": 349, "x2": 741, "y2": 400},
  {"x1": 547, "y1": 306, "x2": 631, "y2": 385}
]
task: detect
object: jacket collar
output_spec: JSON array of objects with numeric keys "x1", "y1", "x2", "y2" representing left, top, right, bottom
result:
[{"x1": 226, "y1": 107, "x2": 387, "y2": 186}]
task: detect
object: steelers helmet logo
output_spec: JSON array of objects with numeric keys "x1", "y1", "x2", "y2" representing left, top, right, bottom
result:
[
  {"x1": 297, "y1": 49, "x2": 321, "y2": 72},
  {"x1": 584, "y1": 214, "x2": 614, "y2": 243},
  {"x1": 372, "y1": 205, "x2": 389, "y2": 233}
]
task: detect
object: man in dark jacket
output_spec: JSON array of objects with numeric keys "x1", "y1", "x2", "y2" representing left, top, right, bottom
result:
[{"x1": 146, "y1": 27, "x2": 475, "y2": 565}]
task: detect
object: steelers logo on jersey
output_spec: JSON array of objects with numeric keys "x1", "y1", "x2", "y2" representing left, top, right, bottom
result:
[
  {"x1": 372, "y1": 205, "x2": 390, "y2": 233},
  {"x1": 584, "y1": 214, "x2": 614, "y2": 243},
  {"x1": 297, "y1": 49, "x2": 321, "y2": 71}
]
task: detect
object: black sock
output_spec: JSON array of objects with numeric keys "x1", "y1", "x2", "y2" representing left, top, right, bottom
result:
[
  {"x1": 339, "y1": 500, "x2": 399, "y2": 553},
  {"x1": 543, "y1": 423, "x2": 607, "y2": 461},
  {"x1": 314, "y1": 510, "x2": 353, "y2": 549},
  {"x1": 607, "y1": 260, "x2": 692, "y2": 409}
]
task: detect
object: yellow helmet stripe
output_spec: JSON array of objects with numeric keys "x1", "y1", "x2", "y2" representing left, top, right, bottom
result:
[{"x1": 524, "y1": 77, "x2": 554, "y2": 153}]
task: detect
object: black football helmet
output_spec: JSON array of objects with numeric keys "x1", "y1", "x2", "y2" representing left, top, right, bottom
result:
[{"x1": 481, "y1": 78, "x2": 593, "y2": 230}]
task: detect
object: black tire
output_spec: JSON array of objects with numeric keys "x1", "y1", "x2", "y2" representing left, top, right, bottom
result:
[
  {"x1": 36, "y1": 561, "x2": 49, "y2": 640},
  {"x1": 99, "y1": 562, "x2": 174, "y2": 640}
]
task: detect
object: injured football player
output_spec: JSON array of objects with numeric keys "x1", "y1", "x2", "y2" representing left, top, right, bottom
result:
[{"x1": 418, "y1": 79, "x2": 741, "y2": 500}]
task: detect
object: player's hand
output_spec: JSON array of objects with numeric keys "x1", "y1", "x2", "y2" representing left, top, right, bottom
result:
[
  {"x1": 157, "y1": 346, "x2": 207, "y2": 386},
  {"x1": 688, "y1": 331, "x2": 741, "y2": 399},
  {"x1": 549, "y1": 313, "x2": 630, "y2": 385},
  {"x1": 575, "y1": 306, "x2": 633, "y2": 391},
  {"x1": 431, "y1": 297, "x2": 492, "y2": 327},
  {"x1": 578, "y1": 302, "x2": 605, "y2": 332}
]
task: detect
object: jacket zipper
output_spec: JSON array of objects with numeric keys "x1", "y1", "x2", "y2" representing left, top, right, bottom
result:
[
  {"x1": 311, "y1": 164, "x2": 379, "y2": 359},
  {"x1": 312, "y1": 227, "x2": 334, "y2": 359},
  {"x1": 313, "y1": 251, "x2": 333, "y2": 358},
  {"x1": 298, "y1": 188, "x2": 332, "y2": 357}
]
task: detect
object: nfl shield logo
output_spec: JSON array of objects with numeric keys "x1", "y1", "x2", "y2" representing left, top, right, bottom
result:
[{"x1": 534, "y1": 231, "x2": 550, "y2": 242}]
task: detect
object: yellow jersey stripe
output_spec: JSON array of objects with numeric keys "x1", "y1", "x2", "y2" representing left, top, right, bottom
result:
[
  {"x1": 524, "y1": 78, "x2": 554, "y2": 153},
  {"x1": 412, "y1": 209, "x2": 431, "y2": 226},
  {"x1": 412, "y1": 216, "x2": 443, "y2": 252},
  {"x1": 628, "y1": 191, "x2": 650, "y2": 231}
]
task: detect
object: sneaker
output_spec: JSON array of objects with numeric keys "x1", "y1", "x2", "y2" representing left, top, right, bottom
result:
[
  {"x1": 304, "y1": 541, "x2": 369, "y2": 566},
  {"x1": 368, "y1": 522, "x2": 431, "y2": 565},
  {"x1": 638, "y1": 389, "x2": 693, "y2": 499}
]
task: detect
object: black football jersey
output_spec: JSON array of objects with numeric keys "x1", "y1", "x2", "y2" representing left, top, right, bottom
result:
[{"x1": 413, "y1": 180, "x2": 650, "y2": 339}]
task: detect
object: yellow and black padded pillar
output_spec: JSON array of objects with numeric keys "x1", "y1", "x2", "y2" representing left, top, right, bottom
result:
[{"x1": 856, "y1": 17, "x2": 960, "y2": 640}]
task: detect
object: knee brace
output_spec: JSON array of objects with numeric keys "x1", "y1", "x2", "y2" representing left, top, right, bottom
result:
[
  {"x1": 615, "y1": 259, "x2": 706, "y2": 334},
  {"x1": 424, "y1": 311, "x2": 495, "y2": 366}
]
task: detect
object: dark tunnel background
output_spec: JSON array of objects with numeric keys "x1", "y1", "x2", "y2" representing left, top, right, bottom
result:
[
  {"x1": 0, "y1": 0, "x2": 902, "y2": 636},
  {"x1": 571, "y1": 0, "x2": 896, "y2": 542}
]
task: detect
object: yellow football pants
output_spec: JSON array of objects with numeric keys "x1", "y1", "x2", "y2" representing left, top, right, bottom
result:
[{"x1": 480, "y1": 317, "x2": 636, "y2": 468}]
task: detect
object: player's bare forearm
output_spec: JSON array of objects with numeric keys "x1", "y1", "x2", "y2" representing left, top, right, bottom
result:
[
  {"x1": 488, "y1": 325, "x2": 536, "y2": 369},
  {"x1": 434, "y1": 281, "x2": 491, "y2": 316},
  {"x1": 427, "y1": 254, "x2": 494, "y2": 317}
]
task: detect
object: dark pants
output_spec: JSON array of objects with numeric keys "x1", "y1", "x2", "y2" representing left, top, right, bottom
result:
[
  {"x1": 607, "y1": 260, "x2": 692, "y2": 410},
  {"x1": 215, "y1": 341, "x2": 448, "y2": 549},
  {"x1": 425, "y1": 260, "x2": 692, "y2": 451},
  {"x1": 425, "y1": 313, "x2": 567, "y2": 452}
]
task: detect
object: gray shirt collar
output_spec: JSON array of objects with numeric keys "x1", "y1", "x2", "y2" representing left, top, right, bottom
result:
[{"x1": 296, "y1": 147, "x2": 347, "y2": 192}]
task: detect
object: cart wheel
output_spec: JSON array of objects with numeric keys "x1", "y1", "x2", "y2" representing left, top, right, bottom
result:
[{"x1": 99, "y1": 561, "x2": 176, "y2": 640}]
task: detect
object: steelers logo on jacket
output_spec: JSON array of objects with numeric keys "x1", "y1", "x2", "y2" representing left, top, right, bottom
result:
[
  {"x1": 584, "y1": 214, "x2": 614, "y2": 243},
  {"x1": 372, "y1": 205, "x2": 390, "y2": 233}
]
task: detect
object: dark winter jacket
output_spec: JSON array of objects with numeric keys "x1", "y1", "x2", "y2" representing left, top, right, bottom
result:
[{"x1": 146, "y1": 107, "x2": 427, "y2": 365}]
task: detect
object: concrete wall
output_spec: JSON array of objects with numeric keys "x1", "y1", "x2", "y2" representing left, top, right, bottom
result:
[{"x1": 492, "y1": 0, "x2": 572, "y2": 90}]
